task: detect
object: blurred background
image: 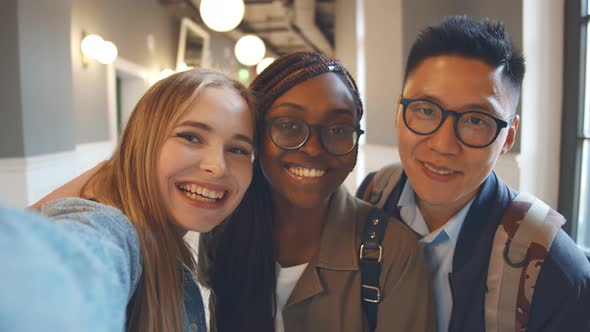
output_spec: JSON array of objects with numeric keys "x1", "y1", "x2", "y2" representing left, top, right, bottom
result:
[{"x1": 0, "y1": 0, "x2": 588, "y2": 255}]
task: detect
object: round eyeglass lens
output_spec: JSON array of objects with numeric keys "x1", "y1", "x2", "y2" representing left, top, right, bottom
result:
[
  {"x1": 404, "y1": 100, "x2": 443, "y2": 134},
  {"x1": 270, "y1": 117, "x2": 308, "y2": 148},
  {"x1": 457, "y1": 112, "x2": 498, "y2": 147},
  {"x1": 321, "y1": 124, "x2": 358, "y2": 154}
]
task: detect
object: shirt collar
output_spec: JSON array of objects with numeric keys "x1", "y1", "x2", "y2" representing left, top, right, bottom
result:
[{"x1": 397, "y1": 180, "x2": 473, "y2": 246}]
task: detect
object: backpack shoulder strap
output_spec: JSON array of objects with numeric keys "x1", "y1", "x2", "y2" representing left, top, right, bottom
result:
[
  {"x1": 361, "y1": 164, "x2": 404, "y2": 209},
  {"x1": 360, "y1": 207, "x2": 389, "y2": 332},
  {"x1": 485, "y1": 192, "x2": 565, "y2": 332}
]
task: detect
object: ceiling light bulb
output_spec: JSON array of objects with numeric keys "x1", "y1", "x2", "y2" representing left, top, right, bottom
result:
[
  {"x1": 200, "y1": 0, "x2": 245, "y2": 32},
  {"x1": 234, "y1": 35, "x2": 266, "y2": 66}
]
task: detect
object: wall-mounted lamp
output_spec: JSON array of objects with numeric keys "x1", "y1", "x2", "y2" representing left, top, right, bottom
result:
[
  {"x1": 234, "y1": 35, "x2": 266, "y2": 66},
  {"x1": 81, "y1": 32, "x2": 118, "y2": 66}
]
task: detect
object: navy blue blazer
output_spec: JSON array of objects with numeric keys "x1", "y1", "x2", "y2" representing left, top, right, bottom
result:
[{"x1": 357, "y1": 171, "x2": 590, "y2": 331}]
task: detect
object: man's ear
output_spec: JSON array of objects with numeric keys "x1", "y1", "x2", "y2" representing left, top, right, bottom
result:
[{"x1": 501, "y1": 114, "x2": 519, "y2": 154}]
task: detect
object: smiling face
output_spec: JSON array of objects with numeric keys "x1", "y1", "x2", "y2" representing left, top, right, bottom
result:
[
  {"x1": 260, "y1": 73, "x2": 358, "y2": 208},
  {"x1": 397, "y1": 55, "x2": 519, "y2": 214},
  {"x1": 157, "y1": 86, "x2": 254, "y2": 232}
]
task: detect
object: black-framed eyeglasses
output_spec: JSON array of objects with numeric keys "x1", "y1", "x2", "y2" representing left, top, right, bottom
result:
[
  {"x1": 266, "y1": 116, "x2": 365, "y2": 155},
  {"x1": 400, "y1": 98, "x2": 516, "y2": 148}
]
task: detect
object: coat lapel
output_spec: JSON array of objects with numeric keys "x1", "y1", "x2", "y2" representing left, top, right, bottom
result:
[
  {"x1": 286, "y1": 186, "x2": 369, "y2": 308},
  {"x1": 285, "y1": 261, "x2": 325, "y2": 307}
]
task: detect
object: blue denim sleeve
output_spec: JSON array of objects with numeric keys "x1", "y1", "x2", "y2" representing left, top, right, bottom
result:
[{"x1": 0, "y1": 199, "x2": 141, "y2": 332}]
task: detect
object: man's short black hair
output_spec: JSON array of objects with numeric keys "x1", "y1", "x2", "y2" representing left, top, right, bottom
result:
[{"x1": 404, "y1": 15, "x2": 525, "y2": 91}]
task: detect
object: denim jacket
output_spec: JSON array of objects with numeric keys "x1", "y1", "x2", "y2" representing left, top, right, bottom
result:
[{"x1": 0, "y1": 198, "x2": 206, "y2": 332}]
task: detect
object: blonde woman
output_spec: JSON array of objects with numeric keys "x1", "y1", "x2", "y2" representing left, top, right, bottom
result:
[{"x1": 0, "y1": 69, "x2": 254, "y2": 332}]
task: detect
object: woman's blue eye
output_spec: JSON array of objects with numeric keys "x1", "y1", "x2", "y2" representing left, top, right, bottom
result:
[
  {"x1": 228, "y1": 146, "x2": 251, "y2": 155},
  {"x1": 176, "y1": 133, "x2": 201, "y2": 143}
]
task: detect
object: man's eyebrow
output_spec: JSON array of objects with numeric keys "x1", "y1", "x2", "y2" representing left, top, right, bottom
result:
[
  {"x1": 461, "y1": 103, "x2": 504, "y2": 118},
  {"x1": 418, "y1": 94, "x2": 501, "y2": 117},
  {"x1": 176, "y1": 120, "x2": 253, "y2": 146}
]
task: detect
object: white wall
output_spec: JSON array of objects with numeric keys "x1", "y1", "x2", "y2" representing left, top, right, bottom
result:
[
  {"x1": 0, "y1": 141, "x2": 115, "y2": 207},
  {"x1": 520, "y1": 0, "x2": 564, "y2": 208},
  {"x1": 362, "y1": 0, "x2": 404, "y2": 146}
]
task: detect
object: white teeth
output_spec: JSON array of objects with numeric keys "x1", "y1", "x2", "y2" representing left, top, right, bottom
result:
[
  {"x1": 287, "y1": 166, "x2": 326, "y2": 178},
  {"x1": 423, "y1": 162, "x2": 456, "y2": 175},
  {"x1": 179, "y1": 183, "x2": 225, "y2": 200},
  {"x1": 185, "y1": 191, "x2": 217, "y2": 202}
]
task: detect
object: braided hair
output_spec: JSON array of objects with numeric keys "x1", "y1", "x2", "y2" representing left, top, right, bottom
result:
[
  {"x1": 251, "y1": 51, "x2": 364, "y2": 126},
  {"x1": 200, "y1": 52, "x2": 364, "y2": 332}
]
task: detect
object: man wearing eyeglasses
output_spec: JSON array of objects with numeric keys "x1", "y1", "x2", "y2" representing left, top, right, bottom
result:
[{"x1": 357, "y1": 16, "x2": 590, "y2": 332}]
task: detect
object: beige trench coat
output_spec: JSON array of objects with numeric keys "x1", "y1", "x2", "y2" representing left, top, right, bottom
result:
[{"x1": 281, "y1": 186, "x2": 435, "y2": 332}]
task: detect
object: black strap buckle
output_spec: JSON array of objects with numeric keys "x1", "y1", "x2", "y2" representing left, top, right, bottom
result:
[
  {"x1": 359, "y1": 244, "x2": 383, "y2": 263},
  {"x1": 361, "y1": 284, "x2": 382, "y2": 303}
]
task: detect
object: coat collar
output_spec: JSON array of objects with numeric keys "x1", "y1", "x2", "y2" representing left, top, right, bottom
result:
[
  {"x1": 287, "y1": 186, "x2": 371, "y2": 307},
  {"x1": 315, "y1": 185, "x2": 370, "y2": 271}
]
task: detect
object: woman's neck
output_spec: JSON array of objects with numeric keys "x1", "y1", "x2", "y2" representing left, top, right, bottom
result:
[{"x1": 272, "y1": 192, "x2": 331, "y2": 267}]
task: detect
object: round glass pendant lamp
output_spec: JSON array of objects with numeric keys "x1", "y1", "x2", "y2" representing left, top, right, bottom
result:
[
  {"x1": 234, "y1": 35, "x2": 266, "y2": 66},
  {"x1": 200, "y1": 0, "x2": 245, "y2": 32}
]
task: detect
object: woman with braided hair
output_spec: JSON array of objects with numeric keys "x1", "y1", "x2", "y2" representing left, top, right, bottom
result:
[{"x1": 201, "y1": 52, "x2": 435, "y2": 332}]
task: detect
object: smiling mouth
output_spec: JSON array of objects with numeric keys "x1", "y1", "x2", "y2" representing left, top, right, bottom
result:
[
  {"x1": 178, "y1": 183, "x2": 226, "y2": 202},
  {"x1": 421, "y1": 162, "x2": 458, "y2": 175},
  {"x1": 286, "y1": 166, "x2": 327, "y2": 178}
]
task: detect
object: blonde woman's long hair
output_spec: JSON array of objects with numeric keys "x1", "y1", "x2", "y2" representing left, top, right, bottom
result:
[{"x1": 86, "y1": 69, "x2": 250, "y2": 332}]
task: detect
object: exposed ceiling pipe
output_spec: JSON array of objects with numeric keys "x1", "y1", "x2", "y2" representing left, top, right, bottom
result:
[{"x1": 290, "y1": 0, "x2": 333, "y2": 56}]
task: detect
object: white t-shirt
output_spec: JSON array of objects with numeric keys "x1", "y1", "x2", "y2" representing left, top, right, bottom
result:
[{"x1": 274, "y1": 262, "x2": 309, "y2": 332}]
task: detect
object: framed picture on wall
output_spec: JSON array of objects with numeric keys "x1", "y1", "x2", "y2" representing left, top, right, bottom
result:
[{"x1": 176, "y1": 17, "x2": 211, "y2": 70}]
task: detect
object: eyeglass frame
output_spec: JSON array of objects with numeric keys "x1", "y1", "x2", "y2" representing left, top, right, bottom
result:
[
  {"x1": 265, "y1": 116, "x2": 365, "y2": 156},
  {"x1": 399, "y1": 98, "x2": 516, "y2": 148}
]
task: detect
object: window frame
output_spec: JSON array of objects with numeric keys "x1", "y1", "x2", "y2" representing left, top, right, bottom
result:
[{"x1": 560, "y1": 0, "x2": 589, "y2": 258}]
